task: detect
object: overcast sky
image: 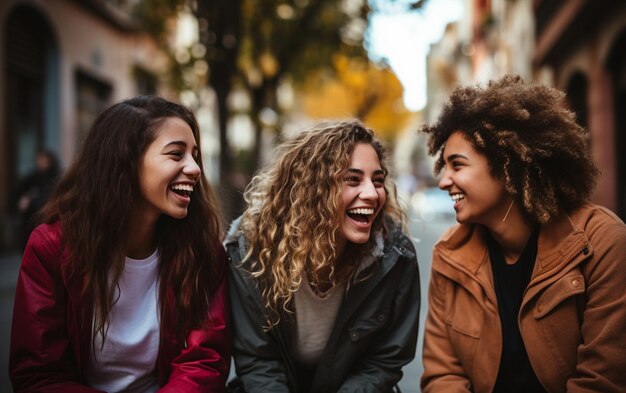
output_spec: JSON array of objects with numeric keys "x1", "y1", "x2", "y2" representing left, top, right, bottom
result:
[{"x1": 367, "y1": 0, "x2": 463, "y2": 111}]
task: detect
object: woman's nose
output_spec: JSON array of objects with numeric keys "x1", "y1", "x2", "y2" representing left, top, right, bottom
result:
[
  {"x1": 360, "y1": 180, "x2": 379, "y2": 200},
  {"x1": 438, "y1": 171, "x2": 452, "y2": 190},
  {"x1": 184, "y1": 157, "x2": 201, "y2": 177}
]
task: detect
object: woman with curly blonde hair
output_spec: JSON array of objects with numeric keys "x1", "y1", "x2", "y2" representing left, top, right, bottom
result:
[
  {"x1": 420, "y1": 75, "x2": 626, "y2": 393},
  {"x1": 225, "y1": 120, "x2": 420, "y2": 393}
]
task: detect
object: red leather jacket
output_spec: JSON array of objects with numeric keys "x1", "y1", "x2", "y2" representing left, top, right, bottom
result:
[{"x1": 9, "y1": 222, "x2": 230, "y2": 392}]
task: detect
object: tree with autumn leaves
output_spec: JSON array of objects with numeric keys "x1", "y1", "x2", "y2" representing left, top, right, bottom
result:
[
  {"x1": 137, "y1": 0, "x2": 414, "y2": 220},
  {"x1": 300, "y1": 55, "x2": 411, "y2": 141}
]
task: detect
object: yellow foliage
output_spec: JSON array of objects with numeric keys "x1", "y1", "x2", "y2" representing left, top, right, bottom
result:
[{"x1": 300, "y1": 55, "x2": 412, "y2": 141}]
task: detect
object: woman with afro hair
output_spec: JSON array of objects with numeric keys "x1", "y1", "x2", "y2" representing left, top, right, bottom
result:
[
  {"x1": 420, "y1": 75, "x2": 626, "y2": 393},
  {"x1": 225, "y1": 120, "x2": 420, "y2": 392}
]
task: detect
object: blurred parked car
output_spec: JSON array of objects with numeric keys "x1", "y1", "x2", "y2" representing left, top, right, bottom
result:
[{"x1": 411, "y1": 187, "x2": 456, "y2": 222}]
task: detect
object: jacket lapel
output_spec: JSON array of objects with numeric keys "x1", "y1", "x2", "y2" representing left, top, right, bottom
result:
[
  {"x1": 523, "y1": 212, "x2": 592, "y2": 306},
  {"x1": 433, "y1": 224, "x2": 497, "y2": 306},
  {"x1": 331, "y1": 244, "x2": 406, "y2": 334}
]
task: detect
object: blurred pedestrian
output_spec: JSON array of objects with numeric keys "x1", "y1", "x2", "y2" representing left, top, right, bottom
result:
[
  {"x1": 9, "y1": 96, "x2": 230, "y2": 392},
  {"x1": 225, "y1": 120, "x2": 420, "y2": 393},
  {"x1": 420, "y1": 75, "x2": 626, "y2": 393},
  {"x1": 14, "y1": 149, "x2": 60, "y2": 249}
]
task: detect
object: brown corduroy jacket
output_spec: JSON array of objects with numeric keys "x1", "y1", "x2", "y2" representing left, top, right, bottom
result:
[{"x1": 421, "y1": 203, "x2": 626, "y2": 393}]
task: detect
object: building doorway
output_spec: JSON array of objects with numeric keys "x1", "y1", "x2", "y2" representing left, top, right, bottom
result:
[
  {"x1": 566, "y1": 72, "x2": 589, "y2": 130},
  {"x1": 3, "y1": 5, "x2": 59, "y2": 247}
]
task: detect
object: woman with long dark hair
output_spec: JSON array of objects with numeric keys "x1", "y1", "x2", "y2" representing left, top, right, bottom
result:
[{"x1": 9, "y1": 96, "x2": 230, "y2": 392}]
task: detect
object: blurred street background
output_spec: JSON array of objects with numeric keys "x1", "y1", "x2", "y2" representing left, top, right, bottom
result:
[{"x1": 1, "y1": 0, "x2": 625, "y2": 391}]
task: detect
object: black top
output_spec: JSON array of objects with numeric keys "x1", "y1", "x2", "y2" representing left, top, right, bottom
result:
[{"x1": 487, "y1": 227, "x2": 547, "y2": 393}]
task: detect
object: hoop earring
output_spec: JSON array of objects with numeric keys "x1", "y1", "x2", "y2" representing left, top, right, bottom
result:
[{"x1": 502, "y1": 200, "x2": 514, "y2": 223}]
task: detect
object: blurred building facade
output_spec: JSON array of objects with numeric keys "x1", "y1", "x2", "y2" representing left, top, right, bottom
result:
[
  {"x1": 425, "y1": 0, "x2": 625, "y2": 219},
  {"x1": 425, "y1": 21, "x2": 470, "y2": 123},
  {"x1": 425, "y1": 0, "x2": 534, "y2": 121},
  {"x1": 534, "y1": 0, "x2": 626, "y2": 219},
  {"x1": 0, "y1": 0, "x2": 171, "y2": 250}
]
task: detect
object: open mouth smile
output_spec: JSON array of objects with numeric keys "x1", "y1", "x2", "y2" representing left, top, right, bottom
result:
[
  {"x1": 451, "y1": 193, "x2": 465, "y2": 202},
  {"x1": 449, "y1": 193, "x2": 465, "y2": 210},
  {"x1": 170, "y1": 183, "x2": 194, "y2": 200},
  {"x1": 346, "y1": 207, "x2": 375, "y2": 225}
]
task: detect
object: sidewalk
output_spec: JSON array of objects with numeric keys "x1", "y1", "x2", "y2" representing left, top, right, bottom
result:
[{"x1": 0, "y1": 251, "x2": 20, "y2": 393}]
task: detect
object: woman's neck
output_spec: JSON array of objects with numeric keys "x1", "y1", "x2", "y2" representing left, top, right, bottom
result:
[
  {"x1": 308, "y1": 242, "x2": 349, "y2": 295},
  {"x1": 486, "y1": 206, "x2": 533, "y2": 265},
  {"x1": 125, "y1": 209, "x2": 158, "y2": 259}
]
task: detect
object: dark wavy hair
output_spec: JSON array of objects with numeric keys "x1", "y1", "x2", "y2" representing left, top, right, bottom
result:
[
  {"x1": 42, "y1": 96, "x2": 223, "y2": 344},
  {"x1": 241, "y1": 120, "x2": 406, "y2": 327},
  {"x1": 421, "y1": 75, "x2": 599, "y2": 224}
]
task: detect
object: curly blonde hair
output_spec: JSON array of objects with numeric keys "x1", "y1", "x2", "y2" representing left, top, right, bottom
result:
[
  {"x1": 241, "y1": 120, "x2": 405, "y2": 327},
  {"x1": 421, "y1": 75, "x2": 599, "y2": 224}
]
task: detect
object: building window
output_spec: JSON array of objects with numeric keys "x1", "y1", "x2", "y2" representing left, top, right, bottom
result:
[
  {"x1": 607, "y1": 31, "x2": 626, "y2": 220},
  {"x1": 134, "y1": 66, "x2": 157, "y2": 96},
  {"x1": 75, "y1": 70, "x2": 112, "y2": 149},
  {"x1": 565, "y1": 72, "x2": 588, "y2": 130}
]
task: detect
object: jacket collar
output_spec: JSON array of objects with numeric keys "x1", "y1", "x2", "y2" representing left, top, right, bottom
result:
[
  {"x1": 434, "y1": 208, "x2": 592, "y2": 281},
  {"x1": 534, "y1": 210, "x2": 589, "y2": 276},
  {"x1": 435, "y1": 223, "x2": 488, "y2": 275},
  {"x1": 225, "y1": 216, "x2": 413, "y2": 336},
  {"x1": 337, "y1": 235, "x2": 410, "y2": 320}
]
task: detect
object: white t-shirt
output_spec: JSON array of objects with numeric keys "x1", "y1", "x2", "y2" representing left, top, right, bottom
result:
[{"x1": 85, "y1": 250, "x2": 161, "y2": 393}]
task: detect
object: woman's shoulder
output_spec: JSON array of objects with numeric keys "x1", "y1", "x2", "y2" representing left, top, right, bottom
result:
[
  {"x1": 431, "y1": 222, "x2": 475, "y2": 253},
  {"x1": 559, "y1": 204, "x2": 626, "y2": 266},
  {"x1": 21, "y1": 221, "x2": 65, "y2": 271},
  {"x1": 570, "y1": 203, "x2": 626, "y2": 241},
  {"x1": 27, "y1": 221, "x2": 63, "y2": 251},
  {"x1": 380, "y1": 218, "x2": 404, "y2": 242},
  {"x1": 381, "y1": 219, "x2": 418, "y2": 262},
  {"x1": 223, "y1": 216, "x2": 248, "y2": 265}
]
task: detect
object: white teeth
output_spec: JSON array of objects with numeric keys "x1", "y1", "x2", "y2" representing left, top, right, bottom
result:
[
  {"x1": 171, "y1": 184, "x2": 193, "y2": 192},
  {"x1": 348, "y1": 208, "x2": 374, "y2": 215},
  {"x1": 451, "y1": 194, "x2": 465, "y2": 202}
]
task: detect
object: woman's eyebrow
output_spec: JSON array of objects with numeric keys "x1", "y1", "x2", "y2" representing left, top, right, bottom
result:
[
  {"x1": 446, "y1": 153, "x2": 469, "y2": 162},
  {"x1": 162, "y1": 141, "x2": 198, "y2": 150},
  {"x1": 347, "y1": 168, "x2": 385, "y2": 175},
  {"x1": 162, "y1": 141, "x2": 187, "y2": 149}
]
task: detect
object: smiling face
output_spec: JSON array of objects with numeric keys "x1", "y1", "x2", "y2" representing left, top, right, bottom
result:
[
  {"x1": 438, "y1": 131, "x2": 509, "y2": 226},
  {"x1": 337, "y1": 143, "x2": 387, "y2": 251},
  {"x1": 137, "y1": 117, "x2": 201, "y2": 223}
]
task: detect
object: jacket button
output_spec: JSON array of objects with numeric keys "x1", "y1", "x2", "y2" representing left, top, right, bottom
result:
[
  {"x1": 350, "y1": 332, "x2": 360, "y2": 341},
  {"x1": 582, "y1": 246, "x2": 589, "y2": 255},
  {"x1": 377, "y1": 314, "x2": 385, "y2": 322},
  {"x1": 571, "y1": 279, "x2": 581, "y2": 288}
]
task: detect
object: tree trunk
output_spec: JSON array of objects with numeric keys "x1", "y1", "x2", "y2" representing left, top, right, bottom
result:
[{"x1": 199, "y1": 0, "x2": 243, "y2": 222}]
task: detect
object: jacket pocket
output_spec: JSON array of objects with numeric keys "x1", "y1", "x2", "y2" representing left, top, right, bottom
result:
[
  {"x1": 444, "y1": 285, "x2": 483, "y2": 373},
  {"x1": 534, "y1": 270, "x2": 585, "y2": 319},
  {"x1": 445, "y1": 284, "x2": 483, "y2": 339},
  {"x1": 347, "y1": 309, "x2": 389, "y2": 342}
]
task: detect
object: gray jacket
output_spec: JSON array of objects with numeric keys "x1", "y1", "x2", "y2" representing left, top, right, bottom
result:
[{"x1": 225, "y1": 219, "x2": 420, "y2": 393}]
